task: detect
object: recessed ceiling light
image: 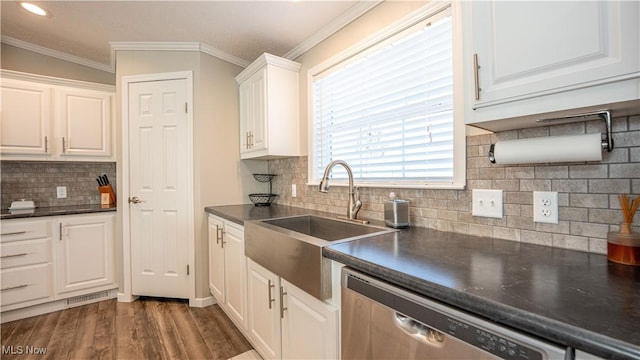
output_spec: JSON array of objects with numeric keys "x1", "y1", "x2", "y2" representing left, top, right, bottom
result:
[{"x1": 20, "y1": 2, "x2": 48, "y2": 16}]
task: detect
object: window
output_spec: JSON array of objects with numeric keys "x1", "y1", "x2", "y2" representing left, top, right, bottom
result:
[{"x1": 309, "y1": 4, "x2": 464, "y2": 189}]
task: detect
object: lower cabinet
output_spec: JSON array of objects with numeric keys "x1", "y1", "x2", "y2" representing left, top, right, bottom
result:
[
  {"x1": 208, "y1": 214, "x2": 248, "y2": 331},
  {"x1": 56, "y1": 213, "x2": 115, "y2": 295},
  {"x1": 0, "y1": 213, "x2": 117, "y2": 315},
  {"x1": 247, "y1": 258, "x2": 339, "y2": 360}
]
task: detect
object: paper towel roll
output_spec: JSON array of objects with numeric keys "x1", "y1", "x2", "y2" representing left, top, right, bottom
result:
[{"x1": 489, "y1": 133, "x2": 603, "y2": 164}]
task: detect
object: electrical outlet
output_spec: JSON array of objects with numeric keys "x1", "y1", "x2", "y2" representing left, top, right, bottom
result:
[
  {"x1": 291, "y1": 184, "x2": 297, "y2": 198},
  {"x1": 472, "y1": 189, "x2": 503, "y2": 218},
  {"x1": 533, "y1": 191, "x2": 558, "y2": 224},
  {"x1": 56, "y1": 186, "x2": 67, "y2": 199}
]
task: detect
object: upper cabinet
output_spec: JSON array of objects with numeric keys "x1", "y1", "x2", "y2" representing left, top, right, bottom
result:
[
  {"x1": 235, "y1": 53, "x2": 301, "y2": 160},
  {"x1": 0, "y1": 70, "x2": 115, "y2": 161},
  {"x1": 462, "y1": 1, "x2": 640, "y2": 132}
]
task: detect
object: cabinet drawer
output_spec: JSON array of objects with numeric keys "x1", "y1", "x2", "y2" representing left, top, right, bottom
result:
[
  {"x1": 0, "y1": 219, "x2": 51, "y2": 242},
  {"x1": 0, "y1": 238, "x2": 51, "y2": 269},
  {"x1": 0, "y1": 264, "x2": 52, "y2": 307}
]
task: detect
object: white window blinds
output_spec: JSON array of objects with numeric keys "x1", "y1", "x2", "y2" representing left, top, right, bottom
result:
[{"x1": 312, "y1": 9, "x2": 453, "y2": 186}]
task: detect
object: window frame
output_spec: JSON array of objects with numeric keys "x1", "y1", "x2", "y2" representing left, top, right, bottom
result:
[{"x1": 307, "y1": 1, "x2": 465, "y2": 190}]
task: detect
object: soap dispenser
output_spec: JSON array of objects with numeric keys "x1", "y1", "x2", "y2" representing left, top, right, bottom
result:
[{"x1": 384, "y1": 192, "x2": 410, "y2": 228}]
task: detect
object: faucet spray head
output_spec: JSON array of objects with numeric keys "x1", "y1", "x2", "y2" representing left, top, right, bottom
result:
[{"x1": 318, "y1": 177, "x2": 330, "y2": 193}]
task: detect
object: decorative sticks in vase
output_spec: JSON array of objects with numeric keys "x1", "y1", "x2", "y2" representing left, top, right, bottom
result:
[{"x1": 607, "y1": 194, "x2": 640, "y2": 265}]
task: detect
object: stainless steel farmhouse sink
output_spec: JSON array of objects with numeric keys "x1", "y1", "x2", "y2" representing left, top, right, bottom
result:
[{"x1": 244, "y1": 215, "x2": 396, "y2": 300}]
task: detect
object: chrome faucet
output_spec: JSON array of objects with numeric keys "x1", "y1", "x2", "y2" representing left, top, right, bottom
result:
[{"x1": 319, "y1": 160, "x2": 364, "y2": 222}]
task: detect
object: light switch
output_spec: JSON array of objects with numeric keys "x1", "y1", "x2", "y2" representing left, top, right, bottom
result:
[{"x1": 472, "y1": 189, "x2": 503, "y2": 218}]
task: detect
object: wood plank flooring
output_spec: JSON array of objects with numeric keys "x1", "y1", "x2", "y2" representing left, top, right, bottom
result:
[{"x1": 1, "y1": 297, "x2": 253, "y2": 360}]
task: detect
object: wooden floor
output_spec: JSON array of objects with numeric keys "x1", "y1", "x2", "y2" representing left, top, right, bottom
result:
[{"x1": 1, "y1": 297, "x2": 253, "y2": 360}]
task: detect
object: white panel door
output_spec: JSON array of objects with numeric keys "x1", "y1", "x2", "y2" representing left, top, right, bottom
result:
[
  {"x1": 129, "y1": 78, "x2": 190, "y2": 298},
  {"x1": 0, "y1": 79, "x2": 52, "y2": 155},
  {"x1": 57, "y1": 88, "x2": 112, "y2": 158}
]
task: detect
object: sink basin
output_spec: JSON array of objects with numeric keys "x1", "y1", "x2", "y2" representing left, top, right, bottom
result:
[
  {"x1": 245, "y1": 215, "x2": 396, "y2": 300},
  {"x1": 261, "y1": 215, "x2": 388, "y2": 241}
]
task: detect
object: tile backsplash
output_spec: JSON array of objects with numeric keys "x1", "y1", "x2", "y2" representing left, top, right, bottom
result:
[
  {"x1": 268, "y1": 115, "x2": 639, "y2": 255},
  {"x1": 1, "y1": 161, "x2": 116, "y2": 209}
]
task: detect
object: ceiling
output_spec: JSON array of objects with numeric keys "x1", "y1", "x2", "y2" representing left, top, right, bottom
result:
[{"x1": 0, "y1": 1, "x2": 379, "y2": 71}]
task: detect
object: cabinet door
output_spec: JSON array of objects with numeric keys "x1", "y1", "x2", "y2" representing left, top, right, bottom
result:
[
  {"x1": 56, "y1": 214, "x2": 115, "y2": 295},
  {"x1": 208, "y1": 215, "x2": 225, "y2": 302},
  {"x1": 281, "y1": 279, "x2": 338, "y2": 360},
  {"x1": 0, "y1": 79, "x2": 52, "y2": 155},
  {"x1": 247, "y1": 258, "x2": 282, "y2": 360},
  {"x1": 239, "y1": 68, "x2": 267, "y2": 157},
  {"x1": 57, "y1": 88, "x2": 112, "y2": 158},
  {"x1": 223, "y1": 221, "x2": 248, "y2": 330},
  {"x1": 468, "y1": 1, "x2": 639, "y2": 110}
]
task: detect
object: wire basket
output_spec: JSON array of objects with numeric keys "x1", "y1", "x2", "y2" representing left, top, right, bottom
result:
[
  {"x1": 249, "y1": 193, "x2": 277, "y2": 206},
  {"x1": 253, "y1": 174, "x2": 276, "y2": 183}
]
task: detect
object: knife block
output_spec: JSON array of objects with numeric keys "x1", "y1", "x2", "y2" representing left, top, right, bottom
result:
[{"x1": 99, "y1": 184, "x2": 116, "y2": 205}]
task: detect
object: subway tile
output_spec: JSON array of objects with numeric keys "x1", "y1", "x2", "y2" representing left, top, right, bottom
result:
[
  {"x1": 601, "y1": 148, "x2": 629, "y2": 164},
  {"x1": 518, "y1": 127, "x2": 549, "y2": 139},
  {"x1": 588, "y1": 238, "x2": 607, "y2": 255},
  {"x1": 629, "y1": 115, "x2": 640, "y2": 130},
  {"x1": 552, "y1": 179, "x2": 588, "y2": 193},
  {"x1": 549, "y1": 122, "x2": 585, "y2": 136},
  {"x1": 505, "y1": 191, "x2": 533, "y2": 205},
  {"x1": 507, "y1": 216, "x2": 536, "y2": 230},
  {"x1": 588, "y1": 179, "x2": 630, "y2": 194},
  {"x1": 631, "y1": 147, "x2": 640, "y2": 162},
  {"x1": 609, "y1": 163, "x2": 640, "y2": 178},
  {"x1": 569, "y1": 193, "x2": 609, "y2": 208},
  {"x1": 493, "y1": 227, "x2": 520, "y2": 241},
  {"x1": 570, "y1": 221, "x2": 609, "y2": 239},
  {"x1": 491, "y1": 179, "x2": 520, "y2": 191},
  {"x1": 520, "y1": 179, "x2": 551, "y2": 192},
  {"x1": 589, "y1": 208, "x2": 624, "y2": 225},
  {"x1": 521, "y1": 230, "x2": 553, "y2": 246},
  {"x1": 536, "y1": 221, "x2": 570, "y2": 234},
  {"x1": 558, "y1": 207, "x2": 588, "y2": 222},
  {"x1": 505, "y1": 166, "x2": 535, "y2": 179},
  {"x1": 468, "y1": 224, "x2": 494, "y2": 238},
  {"x1": 611, "y1": 131, "x2": 640, "y2": 147},
  {"x1": 534, "y1": 166, "x2": 568, "y2": 179},
  {"x1": 552, "y1": 234, "x2": 589, "y2": 252},
  {"x1": 569, "y1": 165, "x2": 608, "y2": 179}
]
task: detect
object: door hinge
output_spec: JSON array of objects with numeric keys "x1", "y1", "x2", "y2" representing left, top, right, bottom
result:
[{"x1": 187, "y1": 264, "x2": 190, "y2": 275}]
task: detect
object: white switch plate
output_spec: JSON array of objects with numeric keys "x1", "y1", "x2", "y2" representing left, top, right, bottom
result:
[
  {"x1": 472, "y1": 189, "x2": 503, "y2": 218},
  {"x1": 533, "y1": 191, "x2": 558, "y2": 224},
  {"x1": 291, "y1": 184, "x2": 297, "y2": 198},
  {"x1": 56, "y1": 186, "x2": 67, "y2": 199}
]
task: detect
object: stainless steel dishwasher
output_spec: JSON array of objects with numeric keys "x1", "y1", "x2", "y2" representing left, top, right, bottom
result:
[{"x1": 342, "y1": 267, "x2": 567, "y2": 360}]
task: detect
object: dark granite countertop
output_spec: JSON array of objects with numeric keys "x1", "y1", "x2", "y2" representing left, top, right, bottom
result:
[
  {"x1": 205, "y1": 204, "x2": 640, "y2": 359},
  {"x1": 1, "y1": 204, "x2": 116, "y2": 220}
]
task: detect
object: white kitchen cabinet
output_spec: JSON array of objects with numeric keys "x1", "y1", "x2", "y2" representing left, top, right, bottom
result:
[
  {"x1": 0, "y1": 70, "x2": 115, "y2": 161},
  {"x1": 56, "y1": 213, "x2": 116, "y2": 296},
  {"x1": 57, "y1": 87, "x2": 112, "y2": 158},
  {"x1": 247, "y1": 258, "x2": 282, "y2": 359},
  {"x1": 0, "y1": 219, "x2": 54, "y2": 311},
  {"x1": 208, "y1": 215, "x2": 225, "y2": 302},
  {"x1": 235, "y1": 53, "x2": 301, "y2": 160},
  {"x1": 246, "y1": 258, "x2": 339, "y2": 360},
  {"x1": 462, "y1": 1, "x2": 640, "y2": 131},
  {"x1": 207, "y1": 214, "x2": 248, "y2": 331},
  {"x1": 0, "y1": 78, "x2": 52, "y2": 156}
]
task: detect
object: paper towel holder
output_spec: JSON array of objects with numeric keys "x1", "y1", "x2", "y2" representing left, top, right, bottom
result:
[{"x1": 488, "y1": 110, "x2": 614, "y2": 164}]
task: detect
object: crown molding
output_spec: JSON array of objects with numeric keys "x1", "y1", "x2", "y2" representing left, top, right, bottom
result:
[
  {"x1": 0, "y1": 69, "x2": 115, "y2": 91},
  {"x1": 199, "y1": 43, "x2": 250, "y2": 68},
  {"x1": 1, "y1": 35, "x2": 114, "y2": 73},
  {"x1": 283, "y1": 1, "x2": 383, "y2": 61}
]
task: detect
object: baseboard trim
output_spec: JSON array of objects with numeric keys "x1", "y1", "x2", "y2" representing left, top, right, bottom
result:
[
  {"x1": 190, "y1": 296, "x2": 216, "y2": 308},
  {"x1": 117, "y1": 293, "x2": 139, "y2": 303}
]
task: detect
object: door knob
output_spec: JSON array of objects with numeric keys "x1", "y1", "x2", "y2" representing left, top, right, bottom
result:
[{"x1": 128, "y1": 196, "x2": 142, "y2": 204}]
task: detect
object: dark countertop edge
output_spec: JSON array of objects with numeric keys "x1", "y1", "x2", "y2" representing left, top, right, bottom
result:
[
  {"x1": 323, "y1": 247, "x2": 640, "y2": 360},
  {"x1": 0, "y1": 205, "x2": 116, "y2": 220}
]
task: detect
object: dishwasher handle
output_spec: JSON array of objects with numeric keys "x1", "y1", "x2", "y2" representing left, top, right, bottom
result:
[{"x1": 394, "y1": 312, "x2": 446, "y2": 346}]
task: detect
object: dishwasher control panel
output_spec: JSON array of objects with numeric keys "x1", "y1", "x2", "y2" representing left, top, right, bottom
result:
[{"x1": 446, "y1": 318, "x2": 542, "y2": 360}]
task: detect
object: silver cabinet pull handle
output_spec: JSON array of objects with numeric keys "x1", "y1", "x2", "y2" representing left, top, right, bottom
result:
[
  {"x1": 280, "y1": 286, "x2": 287, "y2": 319},
  {"x1": 62, "y1": 137, "x2": 66, "y2": 153},
  {"x1": 1, "y1": 253, "x2": 28, "y2": 259},
  {"x1": 268, "y1": 279, "x2": 275, "y2": 309},
  {"x1": 0, "y1": 231, "x2": 27, "y2": 236},
  {"x1": 215, "y1": 225, "x2": 221, "y2": 244},
  {"x1": 59, "y1": 223, "x2": 63, "y2": 241},
  {"x1": 1, "y1": 284, "x2": 28, "y2": 292},
  {"x1": 473, "y1": 53, "x2": 481, "y2": 101},
  {"x1": 45, "y1": 135, "x2": 48, "y2": 153}
]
